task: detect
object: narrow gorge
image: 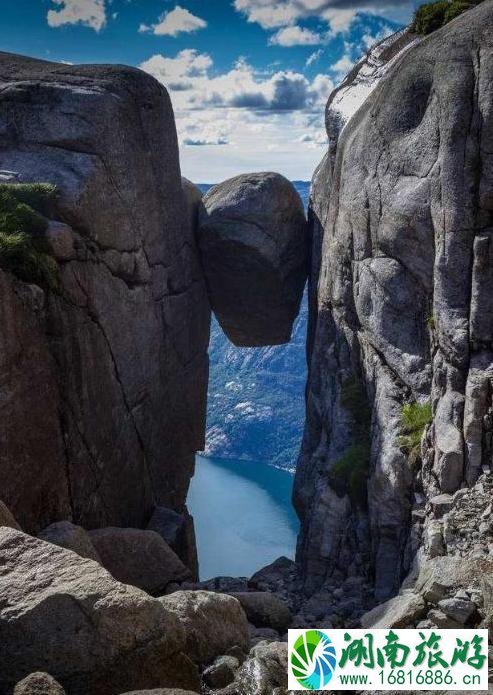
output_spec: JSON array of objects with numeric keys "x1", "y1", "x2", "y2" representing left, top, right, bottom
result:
[{"x1": 0, "y1": 1, "x2": 492, "y2": 693}]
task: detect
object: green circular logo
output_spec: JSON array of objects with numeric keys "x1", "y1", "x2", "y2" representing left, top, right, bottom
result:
[{"x1": 290, "y1": 630, "x2": 337, "y2": 690}]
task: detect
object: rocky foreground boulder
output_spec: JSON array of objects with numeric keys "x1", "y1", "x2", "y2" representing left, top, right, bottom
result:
[
  {"x1": 295, "y1": 0, "x2": 493, "y2": 607},
  {"x1": 147, "y1": 506, "x2": 199, "y2": 582},
  {"x1": 0, "y1": 528, "x2": 200, "y2": 694},
  {"x1": 229, "y1": 592, "x2": 292, "y2": 634},
  {"x1": 198, "y1": 173, "x2": 307, "y2": 347},
  {"x1": 38, "y1": 521, "x2": 101, "y2": 562},
  {"x1": 159, "y1": 590, "x2": 250, "y2": 666},
  {"x1": 89, "y1": 527, "x2": 191, "y2": 595},
  {"x1": 0, "y1": 52, "x2": 210, "y2": 533},
  {"x1": 13, "y1": 673, "x2": 66, "y2": 695}
]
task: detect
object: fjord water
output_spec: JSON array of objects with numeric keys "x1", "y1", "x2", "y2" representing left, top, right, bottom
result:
[{"x1": 189, "y1": 455, "x2": 299, "y2": 580}]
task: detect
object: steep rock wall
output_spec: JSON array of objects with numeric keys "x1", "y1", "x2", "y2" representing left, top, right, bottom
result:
[
  {"x1": 295, "y1": 2, "x2": 493, "y2": 602},
  {"x1": 0, "y1": 53, "x2": 210, "y2": 532}
]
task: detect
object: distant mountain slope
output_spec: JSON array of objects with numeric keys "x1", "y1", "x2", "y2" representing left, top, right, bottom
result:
[{"x1": 198, "y1": 181, "x2": 309, "y2": 471}]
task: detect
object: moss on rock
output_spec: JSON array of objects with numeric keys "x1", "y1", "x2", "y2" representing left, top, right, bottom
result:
[
  {"x1": 328, "y1": 377, "x2": 372, "y2": 508},
  {"x1": 0, "y1": 184, "x2": 60, "y2": 292},
  {"x1": 398, "y1": 400, "x2": 432, "y2": 466}
]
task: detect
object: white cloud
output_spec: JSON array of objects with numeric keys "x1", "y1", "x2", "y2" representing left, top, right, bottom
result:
[
  {"x1": 269, "y1": 26, "x2": 323, "y2": 47},
  {"x1": 183, "y1": 136, "x2": 229, "y2": 146},
  {"x1": 233, "y1": 0, "x2": 414, "y2": 32},
  {"x1": 139, "y1": 5, "x2": 207, "y2": 37},
  {"x1": 306, "y1": 49, "x2": 324, "y2": 67},
  {"x1": 140, "y1": 50, "x2": 213, "y2": 89},
  {"x1": 321, "y1": 8, "x2": 357, "y2": 32},
  {"x1": 47, "y1": 0, "x2": 106, "y2": 31},
  {"x1": 234, "y1": 0, "x2": 300, "y2": 28},
  {"x1": 142, "y1": 53, "x2": 331, "y2": 113},
  {"x1": 140, "y1": 50, "x2": 333, "y2": 180}
]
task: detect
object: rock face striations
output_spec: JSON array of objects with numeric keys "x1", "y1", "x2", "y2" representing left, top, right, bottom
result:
[
  {"x1": 0, "y1": 53, "x2": 210, "y2": 533},
  {"x1": 198, "y1": 173, "x2": 308, "y2": 347},
  {"x1": 295, "y1": 0, "x2": 493, "y2": 606}
]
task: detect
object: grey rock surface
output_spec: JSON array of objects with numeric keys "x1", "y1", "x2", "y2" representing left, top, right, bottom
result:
[
  {"x1": 217, "y1": 641, "x2": 288, "y2": 695},
  {"x1": 0, "y1": 271, "x2": 71, "y2": 533},
  {"x1": 0, "y1": 528, "x2": 200, "y2": 694},
  {"x1": 249, "y1": 557, "x2": 299, "y2": 595},
  {"x1": 202, "y1": 655, "x2": 239, "y2": 689},
  {"x1": 182, "y1": 177, "x2": 203, "y2": 234},
  {"x1": 249, "y1": 626, "x2": 282, "y2": 647},
  {"x1": 38, "y1": 521, "x2": 101, "y2": 562},
  {"x1": 360, "y1": 592, "x2": 426, "y2": 629},
  {"x1": 159, "y1": 590, "x2": 250, "y2": 666},
  {"x1": 198, "y1": 172, "x2": 307, "y2": 347},
  {"x1": 13, "y1": 673, "x2": 66, "y2": 695},
  {"x1": 0, "y1": 52, "x2": 210, "y2": 532},
  {"x1": 147, "y1": 506, "x2": 199, "y2": 581},
  {"x1": 295, "y1": 0, "x2": 493, "y2": 606},
  {"x1": 0, "y1": 500, "x2": 21, "y2": 530},
  {"x1": 229, "y1": 592, "x2": 292, "y2": 634},
  {"x1": 437, "y1": 596, "x2": 476, "y2": 624},
  {"x1": 89, "y1": 527, "x2": 191, "y2": 595}
]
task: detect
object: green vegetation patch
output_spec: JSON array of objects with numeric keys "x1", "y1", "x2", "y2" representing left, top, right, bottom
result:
[
  {"x1": 412, "y1": 0, "x2": 484, "y2": 34},
  {"x1": 328, "y1": 377, "x2": 372, "y2": 509},
  {"x1": 398, "y1": 400, "x2": 432, "y2": 465},
  {"x1": 0, "y1": 184, "x2": 60, "y2": 292},
  {"x1": 329, "y1": 442, "x2": 371, "y2": 508}
]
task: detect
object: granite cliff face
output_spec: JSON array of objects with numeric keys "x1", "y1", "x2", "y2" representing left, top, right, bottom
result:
[
  {"x1": 295, "y1": 0, "x2": 493, "y2": 609},
  {"x1": 0, "y1": 53, "x2": 210, "y2": 533}
]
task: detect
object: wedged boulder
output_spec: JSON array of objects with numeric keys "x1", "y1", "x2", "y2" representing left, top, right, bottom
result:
[
  {"x1": 89, "y1": 527, "x2": 191, "y2": 595},
  {"x1": 198, "y1": 172, "x2": 307, "y2": 347},
  {"x1": 0, "y1": 528, "x2": 200, "y2": 694},
  {"x1": 217, "y1": 641, "x2": 288, "y2": 695},
  {"x1": 38, "y1": 521, "x2": 101, "y2": 562},
  {"x1": 159, "y1": 590, "x2": 250, "y2": 665},
  {"x1": 360, "y1": 591, "x2": 426, "y2": 629},
  {"x1": 0, "y1": 500, "x2": 21, "y2": 530},
  {"x1": 14, "y1": 673, "x2": 66, "y2": 695},
  {"x1": 229, "y1": 592, "x2": 292, "y2": 634}
]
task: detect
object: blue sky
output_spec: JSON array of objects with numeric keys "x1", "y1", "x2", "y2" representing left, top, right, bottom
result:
[{"x1": 0, "y1": 0, "x2": 419, "y2": 181}]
